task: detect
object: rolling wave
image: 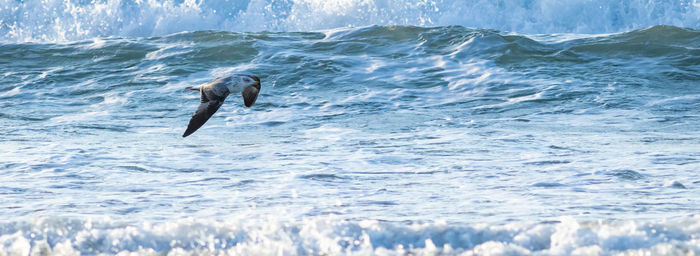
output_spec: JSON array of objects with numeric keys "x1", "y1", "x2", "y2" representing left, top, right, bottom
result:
[
  {"x1": 1, "y1": 25, "x2": 697, "y2": 127},
  {"x1": 1, "y1": 0, "x2": 698, "y2": 42}
]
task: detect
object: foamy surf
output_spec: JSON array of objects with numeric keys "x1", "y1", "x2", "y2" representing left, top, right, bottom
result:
[
  {"x1": 1, "y1": 216, "x2": 699, "y2": 255},
  {"x1": 1, "y1": 0, "x2": 698, "y2": 42}
]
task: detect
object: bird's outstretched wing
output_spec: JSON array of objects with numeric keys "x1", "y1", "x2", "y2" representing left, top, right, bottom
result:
[
  {"x1": 242, "y1": 85, "x2": 259, "y2": 107},
  {"x1": 182, "y1": 90, "x2": 229, "y2": 137}
]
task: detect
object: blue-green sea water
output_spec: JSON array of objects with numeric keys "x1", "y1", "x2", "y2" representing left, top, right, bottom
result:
[{"x1": 1, "y1": 0, "x2": 699, "y2": 255}]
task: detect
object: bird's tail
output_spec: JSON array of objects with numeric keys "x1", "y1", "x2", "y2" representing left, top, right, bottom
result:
[{"x1": 185, "y1": 86, "x2": 200, "y2": 91}]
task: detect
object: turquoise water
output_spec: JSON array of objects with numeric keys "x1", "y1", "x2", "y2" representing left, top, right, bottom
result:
[{"x1": 1, "y1": 1, "x2": 700, "y2": 255}]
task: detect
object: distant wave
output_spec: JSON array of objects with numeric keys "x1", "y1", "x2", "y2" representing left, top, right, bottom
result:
[{"x1": 1, "y1": 0, "x2": 698, "y2": 42}]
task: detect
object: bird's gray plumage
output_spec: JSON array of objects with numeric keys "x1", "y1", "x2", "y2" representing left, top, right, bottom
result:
[{"x1": 182, "y1": 74, "x2": 261, "y2": 137}]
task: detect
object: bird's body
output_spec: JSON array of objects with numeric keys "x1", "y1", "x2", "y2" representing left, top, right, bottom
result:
[{"x1": 182, "y1": 74, "x2": 261, "y2": 137}]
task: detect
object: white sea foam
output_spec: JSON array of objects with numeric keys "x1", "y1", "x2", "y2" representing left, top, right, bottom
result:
[
  {"x1": 0, "y1": 85, "x2": 21, "y2": 97},
  {"x1": 0, "y1": 216, "x2": 698, "y2": 255},
  {"x1": 1, "y1": 0, "x2": 698, "y2": 42}
]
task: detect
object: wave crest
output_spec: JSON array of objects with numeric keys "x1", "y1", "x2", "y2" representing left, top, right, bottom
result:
[{"x1": 1, "y1": 0, "x2": 698, "y2": 42}]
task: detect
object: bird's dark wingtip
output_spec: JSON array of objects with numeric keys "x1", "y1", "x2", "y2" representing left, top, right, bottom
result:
[{"x1": 182, "y1": 128, "x2": 195, "y2": 137}]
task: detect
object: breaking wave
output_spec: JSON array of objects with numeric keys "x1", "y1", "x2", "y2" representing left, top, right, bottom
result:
[
  {"x1": 1, "y1": 216, "x2": 699, "y2": 255},
  {"x1": 1, "y1": 0, "x2": 698, "y2": 42}
]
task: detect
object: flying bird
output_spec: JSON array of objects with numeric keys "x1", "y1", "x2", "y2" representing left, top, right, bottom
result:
[{"x1": 182, "y1": 74, "x2": 261, "y2": 137}]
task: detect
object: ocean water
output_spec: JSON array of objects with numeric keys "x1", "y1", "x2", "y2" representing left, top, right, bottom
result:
[{"x1": 1, "y1": 0, "x2": 700, "y2": 255}]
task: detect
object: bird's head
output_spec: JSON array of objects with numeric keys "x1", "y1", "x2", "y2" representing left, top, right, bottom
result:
[
  {"x1": 240, "y1": 75, "x2": 261, "y2": 90},
  {"x1": 240, "y1": 75, "x2": 261, "y2": 107}
]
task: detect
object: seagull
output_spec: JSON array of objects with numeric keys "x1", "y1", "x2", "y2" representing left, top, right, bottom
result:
[{"x1": 182, "y1": 74, "x2": 261, "y2": 137}]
